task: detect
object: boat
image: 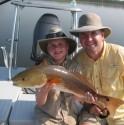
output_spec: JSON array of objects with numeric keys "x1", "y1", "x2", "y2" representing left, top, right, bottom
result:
[{"x1": 0, "y1": 0, "x2": 82, "y2": 125}]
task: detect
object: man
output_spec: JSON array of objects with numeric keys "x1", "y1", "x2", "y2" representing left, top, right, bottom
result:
[{"x1": 70, "y1": 13, "x2": 124, "y2": 125}]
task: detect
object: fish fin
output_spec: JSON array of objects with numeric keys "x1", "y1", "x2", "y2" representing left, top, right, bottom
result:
[
  {"x1": 47, "y1": 77, "x2": 63, "y2": 85},
  {"x1": 103, "y1": 96, "x2": 124, "y2": 118},
  {"x1": 39, "y1": 59, "x2": 48, "y2": 66},
  {"x1": 71, "y1": 72, "x2": 97, "y2": 92}
]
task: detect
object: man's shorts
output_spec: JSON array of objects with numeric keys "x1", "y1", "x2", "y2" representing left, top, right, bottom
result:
[{"x1": 78, "y1": 111, "x2": 108, "y2": 125}]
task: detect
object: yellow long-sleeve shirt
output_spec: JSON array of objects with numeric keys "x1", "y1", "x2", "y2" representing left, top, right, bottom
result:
[{"x1": 74, "y1": 41, "x2": 124, "y2": 125}]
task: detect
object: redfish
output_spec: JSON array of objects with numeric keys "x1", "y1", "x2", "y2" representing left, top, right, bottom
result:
[{"x1": 11, "y1": 64, "x2": 124, "y2": 118}]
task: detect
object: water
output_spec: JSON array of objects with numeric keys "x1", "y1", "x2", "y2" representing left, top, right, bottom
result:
[{"x1": 0, "y1": 0, "x2": 124, "y2": 67}]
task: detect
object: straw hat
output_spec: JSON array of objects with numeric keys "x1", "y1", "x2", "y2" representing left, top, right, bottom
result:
[
  {"x1": 38, "y1": 27, "x2": 77, "y2": 55},
  {"x1": 70, "y1": 13, "x2": 111, "y2": 38}
]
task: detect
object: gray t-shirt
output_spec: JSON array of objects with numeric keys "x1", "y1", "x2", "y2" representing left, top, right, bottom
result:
[{"x1": 34, "y1": 57, "x2": 80, "y2": 125}]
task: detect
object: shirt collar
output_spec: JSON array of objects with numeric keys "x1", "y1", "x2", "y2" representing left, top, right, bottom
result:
[{"x1": 100, "y1": 41, "x2": 106, "y2": 59}]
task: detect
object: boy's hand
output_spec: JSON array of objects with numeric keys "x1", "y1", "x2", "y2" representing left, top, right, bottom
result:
[{"x1": 40, "y1": 83, "x2": 55, "y2": 94}]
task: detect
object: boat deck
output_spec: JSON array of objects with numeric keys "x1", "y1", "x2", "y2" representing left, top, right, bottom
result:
[
  {"x1": 0, "y1": 82, "x2": 36, "y2": 125},
  {"x1": 0, "y1": 67, "x2": 35, "y2": 125}
]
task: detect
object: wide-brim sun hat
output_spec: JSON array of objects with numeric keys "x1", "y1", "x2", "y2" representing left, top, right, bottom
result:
[
  {"x1": 70, "y1": 13, "x2": 111, "y2": 38},
  {"x1": 38, "y1": 27, "x2": 77, "y2": 55}
]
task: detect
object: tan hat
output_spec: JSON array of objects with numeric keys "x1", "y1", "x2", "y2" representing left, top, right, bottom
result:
[
  {"x1": 38, "y1": 27, "x2": 77, "y2": 55},
  {"x1": 70, "y1": 13, "x2": 111, "y2": 38}
]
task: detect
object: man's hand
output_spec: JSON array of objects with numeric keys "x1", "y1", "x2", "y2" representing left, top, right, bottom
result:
[
  {"x1": 88, "y1": 104, "x2": 104, "y2": 116},
  {"x1": 87, "y1": 104, "x2": 109, "y2": 118},
  {"x1": 84, "y1": 92, "x2": 98, "y2": 103},
  {"x1": 75, "y1": 92, "x2": 98, "y2": 104}
]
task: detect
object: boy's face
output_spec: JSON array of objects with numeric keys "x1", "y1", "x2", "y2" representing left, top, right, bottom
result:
[{"x1": 47, "y1": 39, "x2": 68, "y2": 64}]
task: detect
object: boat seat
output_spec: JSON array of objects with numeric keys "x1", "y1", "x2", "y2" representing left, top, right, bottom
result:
[
  {"x1": 9, "y1": 94, "x2": 36, "y2": 125},
  {"x1": 0, "y1": 81, "x2": 23, "y2": 125},
  {"x1": 0, "y1": 81, "x2": 22, "y2": 102},
  {"x1": 0, "y1": 99, "x2": 12, "y2": 125}
]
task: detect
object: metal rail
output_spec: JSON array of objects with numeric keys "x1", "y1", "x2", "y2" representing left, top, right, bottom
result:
[{"x1": 11, "y1": 0, "x2": 82, "y2": 12}]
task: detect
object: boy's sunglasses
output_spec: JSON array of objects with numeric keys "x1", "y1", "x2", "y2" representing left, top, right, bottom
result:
[{"x1": 46, "y1": 32, "x2": 66, "y2": 39}]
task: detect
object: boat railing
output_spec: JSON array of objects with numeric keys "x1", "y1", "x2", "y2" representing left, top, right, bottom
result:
[
  {"x1": 1, "y1": 46, "x2": 9, "y2": 68},
  {"x1": 1, "y1": 38, "x2": 12, "y2": 68},
  {"x1": 8, "y1": 0, "x2": 82, "y2": 79}
]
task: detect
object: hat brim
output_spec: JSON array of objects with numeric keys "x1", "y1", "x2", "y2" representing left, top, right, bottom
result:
[
  {"x1": 70, "y1": 26, "x2": 111, "y2": 38},
  {"x1": 38, "y1": 37, "x2": 77, "y2": 55}
]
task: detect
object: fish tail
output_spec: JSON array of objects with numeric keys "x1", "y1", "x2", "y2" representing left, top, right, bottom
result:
[{"x1": 105, "y1": 97, "x2": 124, "y2": 118}]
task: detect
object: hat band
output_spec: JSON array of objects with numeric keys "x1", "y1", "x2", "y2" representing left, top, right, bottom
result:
[{"x1": 46, "y1": 32, "x2": 66, "y2": 39}]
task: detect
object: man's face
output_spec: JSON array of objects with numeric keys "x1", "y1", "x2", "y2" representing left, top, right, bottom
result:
[{"x1": 79, "y1": 30, "x2": 104, "y2": 58}]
